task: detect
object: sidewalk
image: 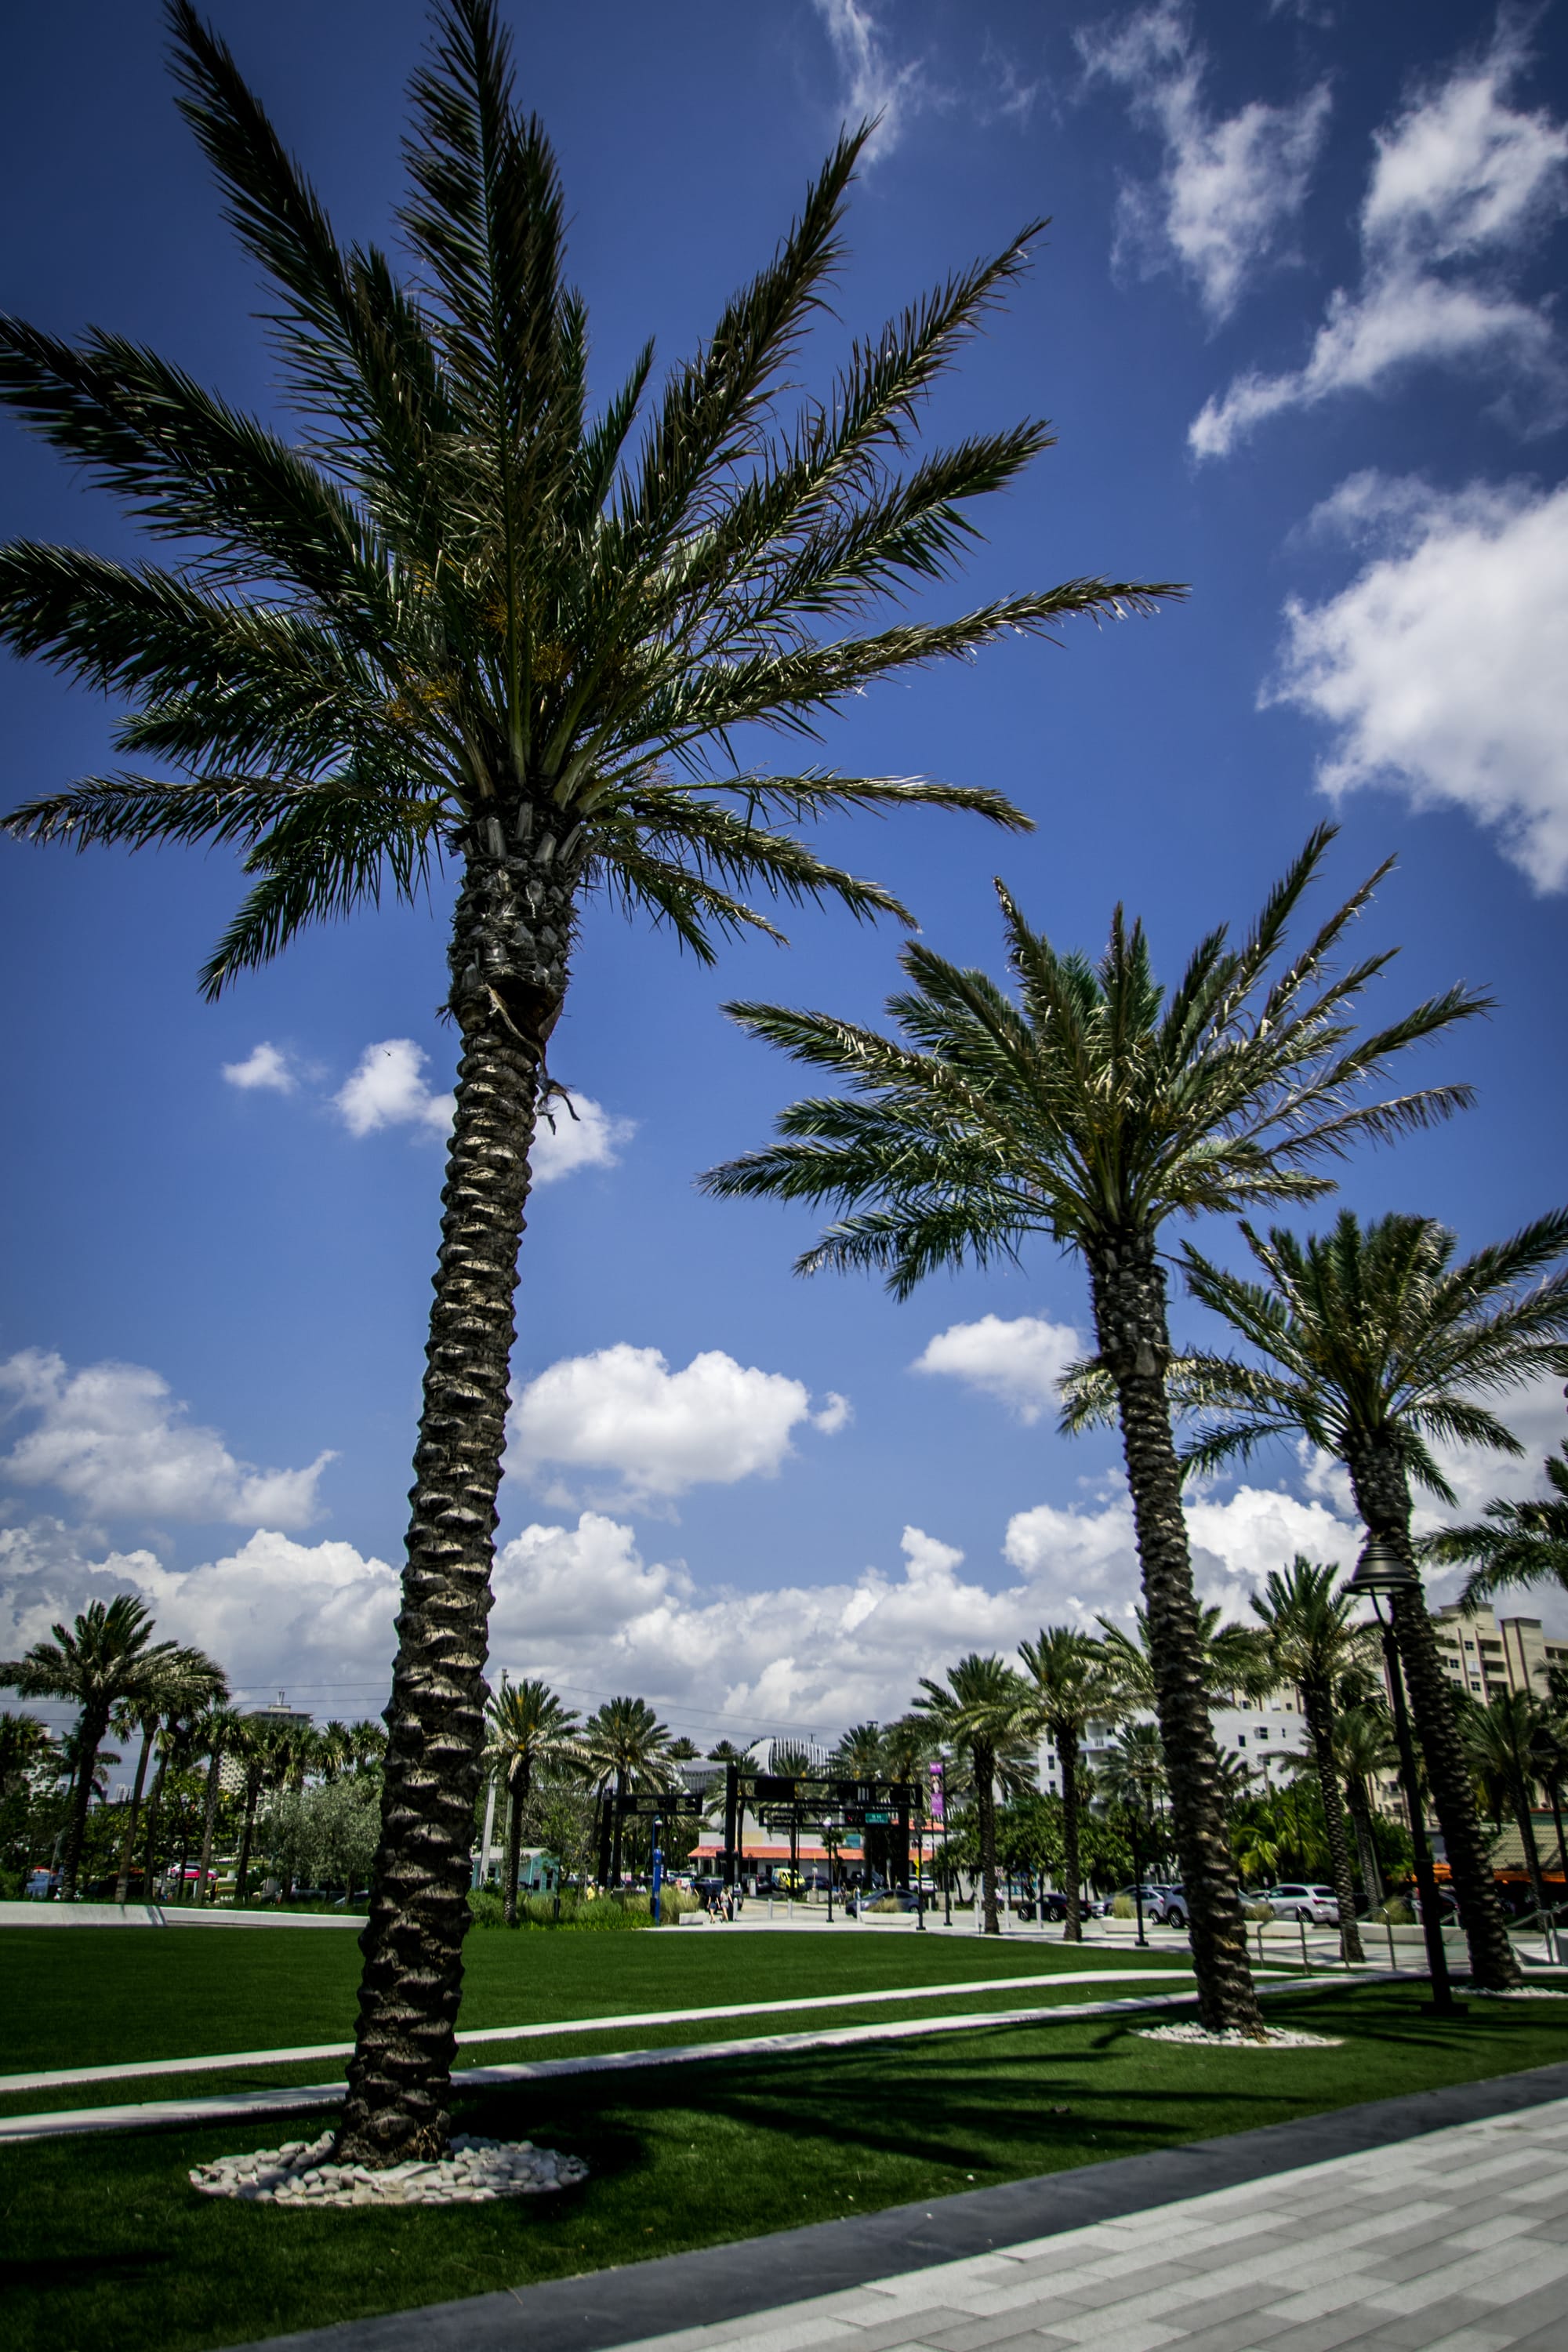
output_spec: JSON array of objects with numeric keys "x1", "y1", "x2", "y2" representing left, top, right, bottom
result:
[{"x1": 232, "y1": 2060, "x2": 1568, "y2": 2352}]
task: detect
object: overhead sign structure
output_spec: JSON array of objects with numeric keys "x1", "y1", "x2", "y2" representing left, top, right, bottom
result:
[{"x1": 719, "y1": 1763, "x2": 920, "y2": 1890}]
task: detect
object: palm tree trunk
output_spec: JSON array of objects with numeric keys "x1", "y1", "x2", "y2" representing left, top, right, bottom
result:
[
  {"x1": 504, "y1": 1761, "x2": 528, "y2": 1927},
  {"x1": 198, "y1": 1744, "x2": 224, "y2": 1905},
  {"x1": 1089, "y1": 1232, "x2": 1265, "y2": 2035},
  {"x1": 236, "y1": 1770, "x2": 261, "y2": 1904},
  {"x1": 975, "y1": 1747, "x2": 1000, "y2": 1933},
  {"x1": 1059, "y1": 1730, "x2": 1083, "y2": 1943},
  {"x1": 1345, "y1": 1773, "x2": 1385, "y2": 1908},
  {"x1": 338, "y1": 853, "x2": 561, "y2": 2165},
  {"x1": 141, "y1": 1748, "x2": 169, "y2": 1904},
  {"x1": 1302, "y1": 1682, "x2": 1363, "y2": 1962},
  {"x1": 60, "y1": 1705, "x2": 107, "y2": 1901},
  {"x1": 114, "y1": 1719, "x2": 156, "y2": 1903},
  {"x1": 1347, "y1": 1446, "x2": 1522, "y2": 1990},
  {"x1": 1508, "y1": 1771, "x2": 1549, "y2": 1933}
]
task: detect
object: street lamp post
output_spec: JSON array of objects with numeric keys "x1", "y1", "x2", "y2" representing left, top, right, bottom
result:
[
  {"x1": 1129, "y1": 1808, "x2": 1149, "y2": 1948},
  {"x1": 1347, "y1": 1535, "x2": 1463, "y2": 2016}
]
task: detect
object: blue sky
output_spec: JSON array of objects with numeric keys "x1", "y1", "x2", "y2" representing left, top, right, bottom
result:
[{"x1": 3, "y1": 0, "x2": 1567, "y2": 1747}]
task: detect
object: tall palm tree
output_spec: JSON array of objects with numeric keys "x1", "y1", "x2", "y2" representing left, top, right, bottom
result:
[
  {"x1": 483, "y1": 1675, "x2": 579, "y2": 1924},
  {"x1": 1093, "y1": 1605, "x2": 1271, "y2": 1709},
  {"x1": 348, "y1": 1721, "x2": 390, "y2": 1777},
  {"x1": 194, "y1": 1704, "x2": 246, "y2": 1904},
  {"x1": 1332, "y1": 1702, "x2": 1397, "y2": 1909},
  {"x1": 2, "y1": 1597, "x2": 182, "y2": 1900},
  {"x1": 1248, "y1": 1559, "x2": 1372, "y2": 1961},
  {"x1": 1427, "y1": 1442, "x2": 1568, "y2": 1606},
  {"x1": 707, "y1": 829, "x2": 1482, "y2": 2030},
  {"x1": 913, "y1": 1654, "x2": 1028, "y2": 1933},
  {"x1": 318, "y1": 1722, "x2": 354, "y2": 1783},
  {"x1": 234, "y1": 1722, "x2": 296, "y2": 1904},
  {"x1": 578, "y1": 1696, "x2": 679, "y2": 1886},
  {"x1": 0, "y1": 2, "x2": 1172, "y2": 2163},
  {"x1": 833, "y1": 1723, "x2": 885, "y2": 1777},
  {"x1": 0, "y1": 1711, "x2": 50, "y2": 1794},
  {"x1": 1178, "y1": 1208, "x2": 1568, "y2": 1991},
  {"x1": 1458, "y1": 1689, "x2": 1553, "y2": 1933},
  {"x1": 1016, "y1": 1627, "x2": 1123, "y2": 1940},
  {"x1": 110, "y1": 1640, "x2": 228, "y2": 1902}
]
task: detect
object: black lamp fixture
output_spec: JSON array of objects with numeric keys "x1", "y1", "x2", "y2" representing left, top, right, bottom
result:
[{"x1": 1347, "y1": 1530, "x2": 1462, "y2": 2013}]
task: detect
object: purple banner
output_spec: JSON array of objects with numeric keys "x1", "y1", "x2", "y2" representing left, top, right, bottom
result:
[{"x1": 927, "y1": 1759, "x2": 946, "y2": 1825}]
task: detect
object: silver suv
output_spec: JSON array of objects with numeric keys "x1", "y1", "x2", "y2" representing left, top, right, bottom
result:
[{"x1": 1260, "y1": 1882, "x2": 1340, "y2": 1925}]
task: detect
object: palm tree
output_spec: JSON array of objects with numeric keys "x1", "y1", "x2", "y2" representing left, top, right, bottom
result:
[
  {"x1": 913, "y1": 1654, "x2": 1028, "y2": 1933},
  {"x1": 706, "y1": 829, "x2": 1484, "y2": 2029},
  {"x1": 318, "y1": 1722, "x2": 354, "y2": 1783},
  {"x1": 1427, "y1": 1442, "x2": 1568, "y2": 1607},
  {"x1": 1094, "y1": 1605, "x2": 1271, "y2": 1709},
  {"x1": 1458, "y1": 1689, "x2": 1553, "y2": 1936},
  {"x1": 1178, "y1": 1208, "x2": 1568, "y2": 1991},
  {"x1": 483, "y1": 1675, "x2": 579, "y2": 1924},
  {"x1": 832, "y1": 1724, "x2": 885, "y2": 1777},
  {"x1": 110, "y1": 1640, "x2": 228, "y2": 1903},
  {"x1": 578, "y1": 1696, "x2": 678, "y2": 1886},
  {"x1": 194, "y1": 1704, "x2": 246, "y2": 1904},
  {"x1": 1332, "y1": 1702, "x2": 1397, "y2": 1909},
  {"x1": 1016, "y1": 1627, "x2": 1123, "y2": 1940},
  {"x1": 234, "y1": 1722, "x2": 296, "y2": 1904},
  {"x1": 0, "y1": 2, "x2": 1172, "y2": 2162},
  {"x1": 1249, "y1": 1559, "x2": 1371, "y2": 1962},
  {"x1": 1, "y1": 1597, "x2": 182, "y2": 1900},
  {"x1": 347, "y1": 1721, "x2": 389, "y2": 1776},
  {"x1": 0, "y1": 1711, "x2": 50, "y2": 1794}
]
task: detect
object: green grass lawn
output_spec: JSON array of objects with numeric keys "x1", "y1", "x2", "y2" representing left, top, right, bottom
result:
[
  {"x1": 0, "y1": 1925, "x2": 1207, "y2": 2077},
  {"x1": 4, "y1": 1984, "x2": 1566, "y2": 2352}
]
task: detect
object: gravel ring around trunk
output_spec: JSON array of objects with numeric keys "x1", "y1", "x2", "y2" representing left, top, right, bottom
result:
[
  {"x1": 190, "y1": 2130, "x2": 589, "y2": 2205},
  {"x1": 1135, "y1": 2023, "x2": 1345, "y2": 2048}
]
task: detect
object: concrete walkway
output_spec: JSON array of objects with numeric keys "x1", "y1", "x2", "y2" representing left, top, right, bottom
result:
[{"x1": 232, "y1": 2062, "x2": 1568, "y2": 2352}]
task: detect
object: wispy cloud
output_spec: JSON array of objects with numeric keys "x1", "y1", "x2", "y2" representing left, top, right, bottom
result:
[
  {"x1": 1080, "y1": 2, "x2": 1330, "y2": 322},
  {"x1": 1192, "y1": 18, "x2": 1568, "y2": 456},
  {"x1": 221, "y1": 1041, "x2": 296, "y2": 1094},
  {"x1": 811, "y1": 0, "x2": 927, "y2": 164}
]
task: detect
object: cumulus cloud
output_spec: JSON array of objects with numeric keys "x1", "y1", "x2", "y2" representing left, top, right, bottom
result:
[
  {"x1": 0, "y1": 1350, "x2": 334, "y2": 1529},
  {"x1": 811, "y1": 0, "x2": 927, "y2": 164},
  {"x1": 508, "y1": 1344, "x2": 850, "y2": 1505},
  {"x1": 912, "y1": 1314, "x2": 1084, "y2": 1425},
  {"x1": 332, "y1": 1040, "x2": 453, "y2": 1140},
  {"x1": 532, "y1": 1093, "x2": 635, "y2": 1186},
  {"x1": 1192, "y1": 23, "x2": 1568, "y2": 456},
  {"x1": 221, "y1": 1042, "x2": 296, "y2": 1094},
  {"x1": 1080, "y1": 2, "x2": 1330, "y2": 321},
  {"x1": 1267, "y1": 471, "x2": 1568, "y2": 888}
]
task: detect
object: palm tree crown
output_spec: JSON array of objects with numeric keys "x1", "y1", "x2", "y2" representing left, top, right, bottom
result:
[
  {"x1": 484, "y1": 1674, "x2": 579, "y2": 1923},
  {"x1": 1428, "y1": 1441, "x2": 1568, "y2": 1608},
  {"x1": 913, "y1": 1653, "x2": 1028, "y2": 1934}
]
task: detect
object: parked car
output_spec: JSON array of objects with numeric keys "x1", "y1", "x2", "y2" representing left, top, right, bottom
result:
[
  {"x1": 847, "y1": 1888, "x2": 920, "y2": 1915},
  {"x1": 1098, "y1": 1882, "x2": 1187, "y2": 1926},
  {"x1": 1258, "y1": 1882, "x2": 1340, "y2": 1925}
]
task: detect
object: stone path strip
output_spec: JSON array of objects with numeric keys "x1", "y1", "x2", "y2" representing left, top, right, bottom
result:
[
  {"x1": 0, "y1": 1970, "x2": 1367, "y2": 2143},
  {"x1": 227, "y1": 2060, "x2": 1568, "y2": 2352},
  {"x1": 0, "y1": 1966, "x2": 1230, "y2": 2096}
]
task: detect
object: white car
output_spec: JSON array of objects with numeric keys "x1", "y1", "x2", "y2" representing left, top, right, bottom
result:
[{"x1": 1260, "y1": 1882, "x2": 1340, "y2": 1925}]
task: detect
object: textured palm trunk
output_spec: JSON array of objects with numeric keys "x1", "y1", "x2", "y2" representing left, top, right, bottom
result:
[
  {"x1": 114, "y1": 1719, "x2": 156, "y2": 1903},
  {"x1": 197, "y1": 1742, "x2": 224, "y2": 1905},
  {"x1": 1346, "y1": 1445, "x2": 1522, "y2": 1991},
  {"x1": 503, "y1": 1759, "x2": 531, "y2": 1928},
  {"x1": 1089, "y1": 1230, "x2": 1264, "y2": 2035},
  {"x1": 1345, "y1": 1773, "x2": 1385, "y2": 1908},
  {"x1": 60, "y1": 1707, "x2": 107, "y2": 1901},
  {"x1": 1508, "y1": 1772, "x2": 1549, "y2": 1929},
  {"x1": 141, "y1": 1748, "x2": 169, "y2": 1902},
  {"x1": 236, "y1": 1769, "x2": 263, "y2": 1904},
  {"x1": 1059, "y1": 1730, "x2": 1083, "y2": 1942},
  {"x1": 1301, "y1": 1676, "x2": 1363, "y2": 1962},
  {"x1": 337, "y1": 824, "x2": 572, "y2": 2166},
  {"x1": 975, "y1": 1747, "x2": 1000, "y2": 1933}
]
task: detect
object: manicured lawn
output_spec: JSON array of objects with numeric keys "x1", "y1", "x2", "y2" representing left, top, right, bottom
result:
[
  {"x1": 3, "y1": 1984, "x2": 1566, "y2": 2352},
  {"x1": 0, "y1": 1923, "x2": 1204, "y2": 2075}
]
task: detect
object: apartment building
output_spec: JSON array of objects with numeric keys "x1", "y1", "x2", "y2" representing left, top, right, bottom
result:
[
  {"x1": 1040, "y1": 1690, "x2": 1310, "y2": 1798},
  {"x1": 1431, "y1": 1601, "x2": 1568, "y2": 1701}
]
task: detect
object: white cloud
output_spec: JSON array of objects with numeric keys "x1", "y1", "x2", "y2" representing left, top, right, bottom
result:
[
  {"x1": 811, "y1": 0, "x2": 927, "y2": 164},
  {"x1": 1080, "y1": 2, "x2": 1330, "y2": 321},
  {"x1": 332, "y1": 1040, "x2": 453, "y2": 1140},
  {"x1": 912, "y1": 1313, "x2": 1084, "y2": 1425},
  {"x1": 0, "y1": 1350, "x2": 334, "y2": 1529},
  {"x1": 1267, "y1": 471, "x2": 1568, "y2": 889},
  {"x1": 507, "y1": 1344, "x2": 849, "y2": 1504},
  {"x1": 1192, "y1": 25, "x2": 1568, "y2": 456},
  {"x1": 221, "y1": 1042, "x2": 296, "y2": 1094},
  {"x1": 531, "y1": 1093, "x2": 634, "y2": 1186}
]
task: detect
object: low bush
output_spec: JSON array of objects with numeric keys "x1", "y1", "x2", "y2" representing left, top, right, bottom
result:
[
  {"x1": 1243, "y1": 1900, "x2": 1274, "y2": 1922},
  {"x1": 466, "y1": 1886, "x2": 702, "y2": 1930}
]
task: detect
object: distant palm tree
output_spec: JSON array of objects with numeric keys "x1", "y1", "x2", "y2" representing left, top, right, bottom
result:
[
  {"x1": 1458, "y1": 1689, "x2": 1554, "y2": 1933},
  {"x1": 1178, "y1": 1207, "x2": 1568, "y2": 1991},
  {"x1": 707, "y1": 829, "x2": 1482, "y2": 2031},
  {"x1": 318, "y1": 1722, "x2": 354, "y2": 1782},
  {"x1": 1098, "y1": 1720, "x2": 1167, "y2": 1830},
  {"x1": 1249, "y1": 1559, "x2": 1372, "y2": 1962},
  {"x1": 1016, "y1": 1628, "x2": 1123, "y2": 1940},
  {"x1": 1094, "y1": 1606, "x2": 1271, "y2": 1709},
  {"x1": 2, "y1": 1597, "x2": 183, "y2": 1899},
  {"x1": 1332, "y1": 1702, "x2": 1397, "y2": 1909},
  {"x1": 832, "y1": 1723, "x2": 885, "y2": 1777},
  {"x1": 0, "y1": 0, "x2": 1171, "y2": 2165},
  {"x1": 347, "y1": 1721, "x2": 389, "y2": 1776},
  {"x1": 483, "y1": 1675, "x2": 579, "y2": 1924},
  {"x1": 913, "y1": 1654, "x2": 1028, "y2": 1933},
  {"x1": 578, "y1": 1696, "x2": 679, "y2": 1886},
  {"x1": 1427, "y1": 1443, "x2": 1568, "y2": 1608},
  {"x1": 194, "y1": 1704, "x2": 247, "y2": 1904},
  {"x1": 0, "y1": 1710, "x2": 50, "y2": 1795},
  {"x1": 234, "y1": 1722, "x2": 296, "y2": 1904}
]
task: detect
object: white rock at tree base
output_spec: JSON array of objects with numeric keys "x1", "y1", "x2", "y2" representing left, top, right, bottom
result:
[{"x1": 189, "y1": 2130, "x2": 588, "y2": 2208}]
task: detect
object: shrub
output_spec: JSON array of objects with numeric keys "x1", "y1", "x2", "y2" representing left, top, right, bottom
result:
[
  {"x1": 1242, "y1": 1900, "x2": 1274, "y2": 1922},
  {"x1": 1370, "y1": 1896, "x2": 1414, "y2": 1926},
  {"x1": 1110, "y1": 1893, "x2": 1135, "y2": 1918}
]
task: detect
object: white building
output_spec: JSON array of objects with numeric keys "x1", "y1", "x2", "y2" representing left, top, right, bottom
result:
[{"x1": 1040, "y1": 1688, "x2": 1310, "y2": 1797}]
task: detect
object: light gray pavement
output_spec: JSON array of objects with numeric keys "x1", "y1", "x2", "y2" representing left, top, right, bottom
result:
[
  {"x1": 617, "y1": 2091, "x2": 1568, "y2": 2352},
  {"x1": 229, "y1": 2061, "x2": 1568, "y2": 2352}
]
